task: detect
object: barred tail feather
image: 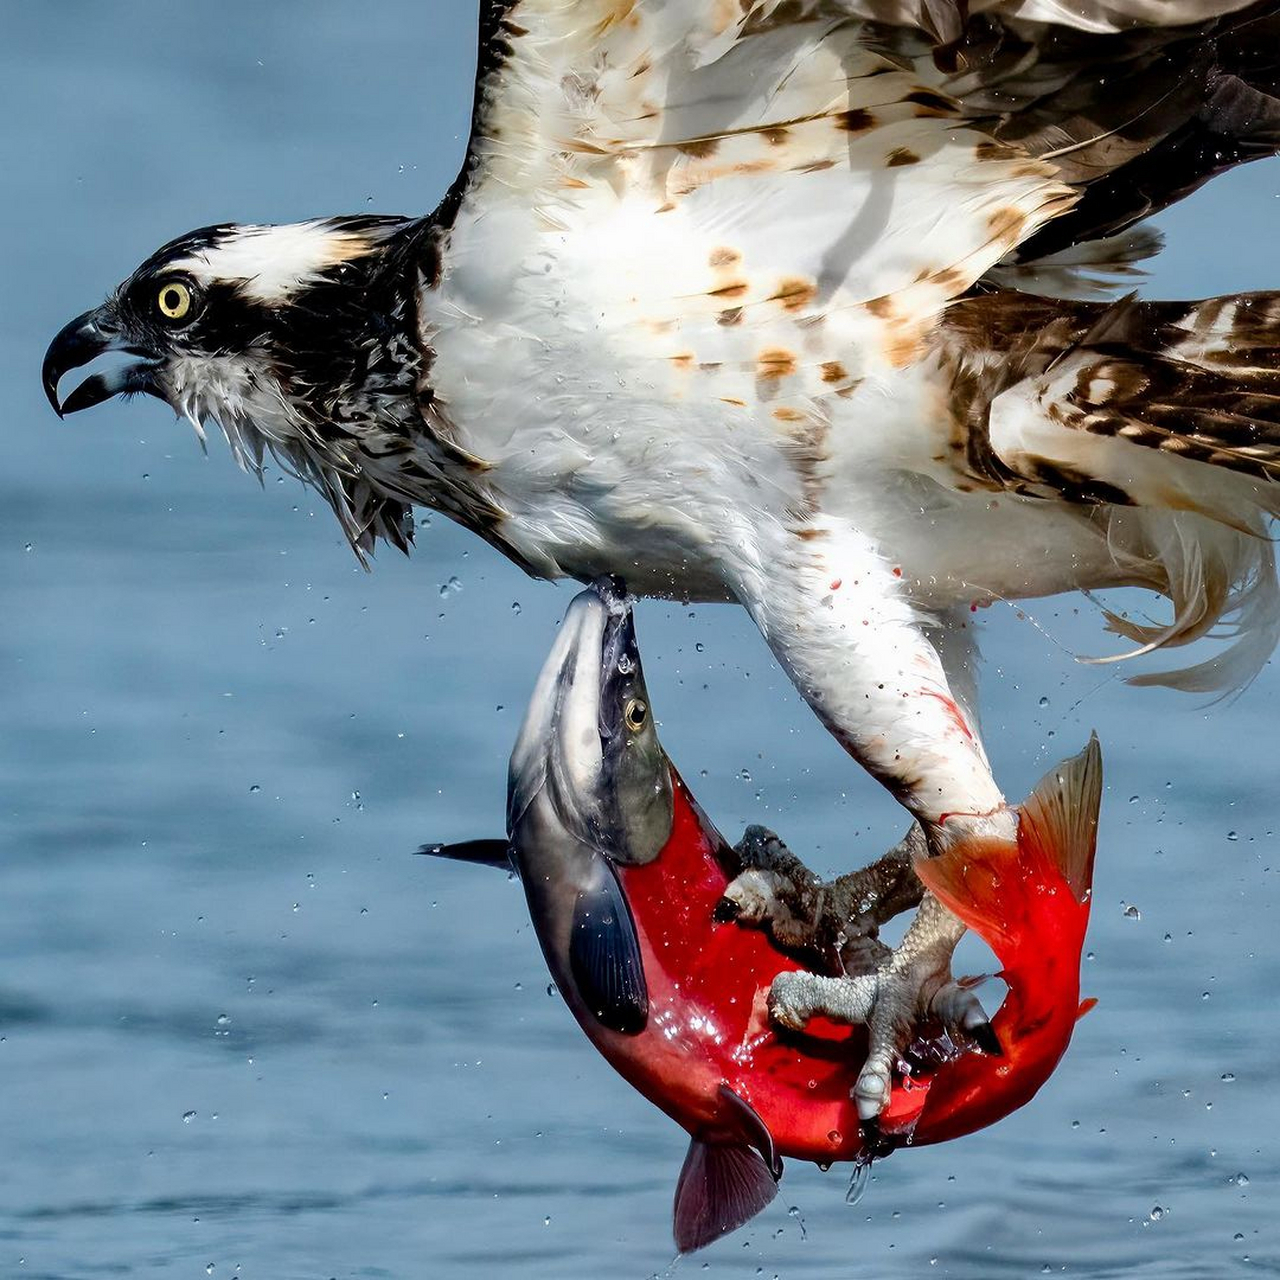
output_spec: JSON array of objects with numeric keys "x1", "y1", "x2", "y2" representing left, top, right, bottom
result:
[
  {"x1": 1095, "y1": 509, "x2": 1280, "y2": 693},
  {"x1": 946, "y1": 289, "x2": 1280, "y2": 692}
]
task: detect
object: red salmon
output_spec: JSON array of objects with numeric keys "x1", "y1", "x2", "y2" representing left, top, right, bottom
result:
[{"x1": 425, "y1": 582, "x2": 1101, "y2": 1252}]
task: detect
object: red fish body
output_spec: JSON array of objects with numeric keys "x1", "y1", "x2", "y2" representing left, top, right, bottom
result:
[
  {"x1": 600, "y1": 743, "x2": 1100, "y2": 1164},
  {"x1": 427, "y1": 584, "x2": 1102, "y2": 1251}
]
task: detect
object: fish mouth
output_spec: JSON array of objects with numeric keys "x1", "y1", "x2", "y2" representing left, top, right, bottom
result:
[
  {"x1": 42, "y1": 308, "x2": 163, "y2": 417},
  {"x1": 507, "y1": 577, "x2": 634, "y2": 839}
]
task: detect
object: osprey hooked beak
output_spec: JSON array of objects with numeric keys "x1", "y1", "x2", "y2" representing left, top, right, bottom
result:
[
  {"x1": 42, "y1": 304, "x2": 164, "y2": 418},
  {"x1": 40, "y1": 216, "x2": 435, "y2": 559}
]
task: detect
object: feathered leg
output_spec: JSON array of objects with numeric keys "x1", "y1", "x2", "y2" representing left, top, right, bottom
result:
[{"x1": 728, "y1": 524, "x2": 1013, "y2": 1119}]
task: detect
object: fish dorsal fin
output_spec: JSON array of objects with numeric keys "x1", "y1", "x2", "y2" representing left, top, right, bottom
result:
[
  {"x1": 672, "y1": 1137, "x2": 779, "y2": 1254},
  {"x1": 415, "y1": 839, "x2": 512, "y2": 870},
  {"x1": 569, "y1": 860, "x2": 648, "y2": 1035},
  {"x1": 1018, "y1": 734, "x2": 1103, "y2": 904}
]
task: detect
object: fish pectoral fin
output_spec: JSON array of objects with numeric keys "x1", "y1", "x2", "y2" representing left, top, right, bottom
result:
[
  {"x1": 717, "y1": 1083, "x2": 783, "y2": 1180},
  {"x1": 672, "y1": 1138, "x2": 779, "y2": 1254},
  {"x1": 414, "y1": 839, "x2": 513, "y2": 871},
  {"x1": 569, "y1": 861, "x2": 648, "y2": 1035}
]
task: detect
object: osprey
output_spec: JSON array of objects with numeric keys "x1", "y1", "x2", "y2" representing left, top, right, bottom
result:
[{"x1": 43, "y1": 0, "x2": 1280, "y2": 1120}]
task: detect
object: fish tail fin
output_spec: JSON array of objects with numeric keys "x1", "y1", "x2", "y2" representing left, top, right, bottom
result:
[
  {"x1": 672, "y1": 1139, "x2": 778, "y2": 1254},
  {"x1": 1017, "y1": 734, "x2": 1103, "y2": 905},
  {"x1": 916, "y1": 736, "x2": 1103, "y2": 955}
]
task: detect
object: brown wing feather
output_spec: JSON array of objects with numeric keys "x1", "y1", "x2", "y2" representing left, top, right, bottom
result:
[
  {"x1": 855, "y1": 2, "x2": 1280, "y2": 262},
  {"x1": 943, "y1": 289, "x2": 1280, "y2": 496},
  {"x1": 454, "y1": 1, "x2": 1280, "y2": 276}
]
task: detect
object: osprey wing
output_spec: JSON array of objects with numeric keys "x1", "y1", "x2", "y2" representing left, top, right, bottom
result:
[
  {"x1": 443, "y1": 0, "x2": 1076, "y2": 375},
  {"x1": 438, "y1": 0, "x2": 1279, "y2": 388}
]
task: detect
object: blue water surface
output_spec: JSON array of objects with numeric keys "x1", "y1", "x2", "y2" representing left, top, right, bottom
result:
[{"x1": 3, "y1": 4, "x2": 1279, "y2": 1277}]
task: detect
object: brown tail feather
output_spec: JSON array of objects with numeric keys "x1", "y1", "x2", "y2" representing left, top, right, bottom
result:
[
  {"x1": 942, "y1": 289, "x2": 1280, "y2": 692},
  {"x1": 946, "y1": 289, "x2": 1280, "y2": 498}
]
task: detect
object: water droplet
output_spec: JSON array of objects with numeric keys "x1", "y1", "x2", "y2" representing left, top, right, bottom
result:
[
  {"x1": 1232, "y1": 1172, "x2": 1250, "y2": 1187},
  {"x1": 1123, "y1": 903, "x2": 1141, "y2": 920},
  {"x1": 1038, "y1": 696, "x2": 1049, "y2": 707},
  {"x1": 1227, "y1": 831, "x2": 1239, "y2": 842},
  {"x1": 438, "y1": 576, "x2": 462, "y2": 599},
  {"x1": 182, "y1": 1111, "x2": 197, "y2": 1124},
  {"x1": 511, "y1": 601, "x2": 522, "y2": 615},
  {"x1": 543, "y1": 1216, "x2": 552, "y2": 1227},
  {"x1": 248, "y1": 784, "x2": 261, "y2": 793},
  {"x1": 695, "y1": 642, "x2": 705, "y2": 653},
  {"x1": 845, "y1": 1157, "x2": 872, "y2": 1205},
  {"x1": 1221, "y1": 1072, "x2": 1236, "y2": 1083},
  {"x1": 1149, "y1": 1205, "x2": 1164, "y2": 1221}
]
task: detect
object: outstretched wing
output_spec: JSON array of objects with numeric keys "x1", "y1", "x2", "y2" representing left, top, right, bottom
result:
[
  {"x1": 432, "y1": 0, "x2": 1280, "y2": 415},
  {"x1": 445, "y1": 0, "x2": 1073, "y2": 382}
]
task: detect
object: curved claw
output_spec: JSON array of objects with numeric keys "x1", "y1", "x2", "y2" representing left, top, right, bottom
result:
[
  {"x1": 848, "y1": 971, "x2": 997, "y2": 1121},
  {"x1": 765, "y1": 893, "x2": 997, "y2": 1121}
]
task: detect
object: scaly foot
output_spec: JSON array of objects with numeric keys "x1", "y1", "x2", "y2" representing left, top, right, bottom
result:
[
  {"x1": 767, "y1": 891, "x2": 1000, "y2": 1119},
  {"x1": 716, "y1": 825, "x2": 925, "y2": 975}
]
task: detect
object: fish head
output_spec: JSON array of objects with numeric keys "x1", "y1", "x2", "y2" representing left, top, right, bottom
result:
[{"x1": 508, "y1": 577, "x2": 674, "y2": 867}]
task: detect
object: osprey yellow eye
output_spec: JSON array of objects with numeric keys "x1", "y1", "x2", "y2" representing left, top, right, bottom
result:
[
  {"x1": 156, "y1": 280, "x2": 193, "y2": 322},
  {"x1": 624, "y1": 698, "x2": 648, "y2": 733}
]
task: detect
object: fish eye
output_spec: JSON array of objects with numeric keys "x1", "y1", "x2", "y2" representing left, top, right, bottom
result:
[
  {"x1": 155, "y1": 279, "x2": 195, "y2": 323},
  {"x1": 624, "y1": 698, "x2": 648, "y2": 732}
]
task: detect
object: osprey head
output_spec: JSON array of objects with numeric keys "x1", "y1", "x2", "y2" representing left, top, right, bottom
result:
[{"x1": 43, "y1": 215, "x2": 427, "y2": 551}]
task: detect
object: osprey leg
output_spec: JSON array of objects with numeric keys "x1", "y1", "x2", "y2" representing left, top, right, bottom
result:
[
  {"x1": 733, "y1": 522, "x2": 1015, "y2": 1119},
  {"x1": 718, "y1": 824, "x2": 925, "y2": 975}
]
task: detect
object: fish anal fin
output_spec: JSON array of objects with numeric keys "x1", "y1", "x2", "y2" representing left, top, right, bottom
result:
[
  {"x1": 717, "y1": 1083, "x2": 783, "y2": 1180},
  {"x1": 672, "y1": 1138, "x2": 778, "y2": 1254},
  {"x1": 1077, "y1": 997, "x2": 1099, "y2": 1021},
  {"x1": 569, "y1": 861, "x2": 648, "y2": 1035}
]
